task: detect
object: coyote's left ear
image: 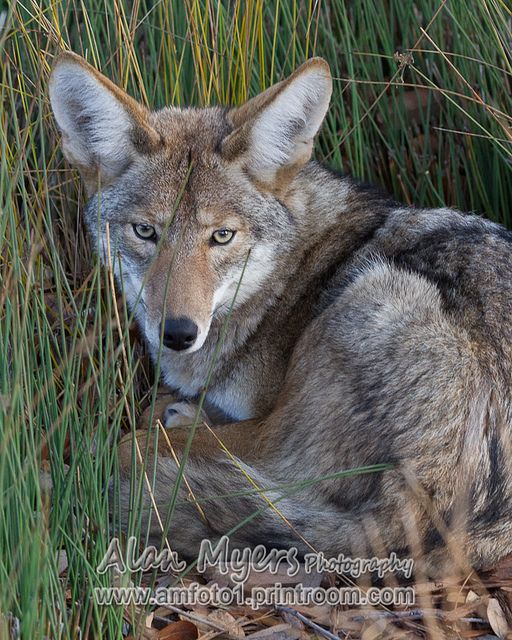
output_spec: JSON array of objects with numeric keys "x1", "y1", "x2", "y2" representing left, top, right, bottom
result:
[
  {"x1": 49, "y1": 52, "x2": 160, "y2": 194},
  {"x1": 222, "y1": 58, "x2": 332, "y2": 189}
]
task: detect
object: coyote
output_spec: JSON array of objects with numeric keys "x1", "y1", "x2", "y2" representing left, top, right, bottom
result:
[{"x1": 50, "y1": 53, "x2": 512, "y2": 575}]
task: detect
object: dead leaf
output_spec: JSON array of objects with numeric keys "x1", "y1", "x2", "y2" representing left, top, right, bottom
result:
[
  {"x1": 361, "y1": 618, "x2": 389, "y2": 640},
  {"x1": 487, "y1": 597, "x2": 510, "y2": 639},
  {"x1": 466, "y1": 590, "x2": 479, "y2": 604},
  {"x1": 248, "y1": 623, "x2": 302, "y2": 640},
  {"x1": 125, "y1": 630, "x2": 158, "y2": 640},
  {"x1": 157, "y1": 620, "x2": 198, "y2": 640},
  {"x1": 279, "y1": 610, "x2": 304, "y2": 630},
  {"x1": 56, "y1": 550, "x2": 68, "y2": 575},
  {"x1": 291, "y1": 603, "x2": 336, "y2": 627},
  {"x1": 205, "y1": 611, "x2": 245, "y2": 638}
]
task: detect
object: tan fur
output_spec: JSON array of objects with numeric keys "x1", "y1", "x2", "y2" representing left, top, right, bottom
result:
[{"x1": 149, "y1": 247, "x2": 214, "y2": 333}]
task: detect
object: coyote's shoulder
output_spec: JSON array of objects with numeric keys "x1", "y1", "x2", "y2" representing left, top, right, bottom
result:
[{"x1": 50, "y1": 52, "x2": 512, "y2": 575}]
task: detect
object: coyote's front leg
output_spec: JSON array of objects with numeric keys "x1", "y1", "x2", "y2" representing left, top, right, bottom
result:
[
  {"x1": 135, "y1": 388, "x2": 193, "y2": 430},
  {"x1": 137, "y1": 389, "x2": 226, "y2": 430},
  {"x1": 118, "y1": 391, "x2": 264, "y2": 474},
  {"x1": 115, "y1": 393, "x2": 319, "y2": 560}
]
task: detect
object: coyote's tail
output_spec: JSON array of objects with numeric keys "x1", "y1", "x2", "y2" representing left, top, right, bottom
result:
[{"x1": 114, "y1": 451, "x2": 512, "y2": 577}]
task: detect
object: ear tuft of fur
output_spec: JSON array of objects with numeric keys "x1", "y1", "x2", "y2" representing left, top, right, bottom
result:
[
  {"x1": 223, "y1": 58, "x2": 332, "y2": 186},
  {"x1": 49, "y1": 52, "x2": 159, "y2": 191}
]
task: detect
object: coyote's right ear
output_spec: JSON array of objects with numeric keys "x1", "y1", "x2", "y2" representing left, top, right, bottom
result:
[{"x1": 49, "y1": 52, "x2": 160, "y2": 194}]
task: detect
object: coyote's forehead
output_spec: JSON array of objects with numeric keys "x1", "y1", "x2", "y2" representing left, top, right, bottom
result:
[
  {"x1": 99, "y1": 106, "x2": 264, "y2": 233},
  {"x1": 150, "y1": 106, "x2": 232, "y2": 154},
  {"x1": 127, "y1": 107, "x2": 233, "y2": 216}
]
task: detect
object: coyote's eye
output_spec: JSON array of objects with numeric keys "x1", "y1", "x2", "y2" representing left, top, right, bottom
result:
[
  {"x1": 211, "y1": 229, "x2": 236, "y2": 245},
  {"x1": 133, "y1": 223, "x2": 157, "y2": 242}
]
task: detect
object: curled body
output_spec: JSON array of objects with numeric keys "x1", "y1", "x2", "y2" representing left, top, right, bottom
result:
[{"x1": 49, "y1": 53, "x2": 512, "y2": 575}]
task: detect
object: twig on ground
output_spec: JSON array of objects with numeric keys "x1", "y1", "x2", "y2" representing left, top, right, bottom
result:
[{"x1": 276, "y1": 606, "x2": 348, "y2": 640}]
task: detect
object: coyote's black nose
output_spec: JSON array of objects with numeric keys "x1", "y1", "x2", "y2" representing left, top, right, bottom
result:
[{"x1": 161, "y1": 317, "x2": 198, "y2": 351}]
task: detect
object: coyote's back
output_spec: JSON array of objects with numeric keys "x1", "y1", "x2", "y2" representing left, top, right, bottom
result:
[{"x1": 49, "y1": 53, "x2": 512, "y2": 575}]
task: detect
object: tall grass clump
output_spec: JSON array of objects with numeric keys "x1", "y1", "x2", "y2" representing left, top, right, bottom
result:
[{"x1": 1, "y1": 0, "x2": 511, "y2": 637}]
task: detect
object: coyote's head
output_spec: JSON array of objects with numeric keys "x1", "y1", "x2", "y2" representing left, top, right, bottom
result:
[{"x1": 49, "y1": 54, "x2": 332, "y2": 353}]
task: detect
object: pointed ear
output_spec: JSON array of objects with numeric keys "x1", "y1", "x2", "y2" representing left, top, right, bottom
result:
[
  {"x1": 49, "y1": 52, "x2": 161, "y2": 194},
  {"x1": 222, "y1": 58, "x2": 332, "y2": 190}
]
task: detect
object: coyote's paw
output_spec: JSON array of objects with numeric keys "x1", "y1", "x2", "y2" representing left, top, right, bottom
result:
[
  {"x1": 137, "y1": 387, "x2": 210, "y2": 430},
  {"x1": 138, "y1": 387, "x2": 179, "y2": 430},
  {"x1": 164, "y1": 401, "x2": 210, "y2": 429}
]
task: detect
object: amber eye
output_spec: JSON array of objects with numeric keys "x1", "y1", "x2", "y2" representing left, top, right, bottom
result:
[
  {"x1": 211, "y1": 229, "x2": 235, "y2": 245},
  {"x1": 133, "y1": 223, "x2": 157, "y2": 242}
]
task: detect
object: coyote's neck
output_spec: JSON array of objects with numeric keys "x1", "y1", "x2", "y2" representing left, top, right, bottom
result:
[
  {"x1": 238, "y1": 161, "x2": 394, "y2": 318},
  {"x1": 294, "y1": 162, "x2": 395, "y2": 251}
]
